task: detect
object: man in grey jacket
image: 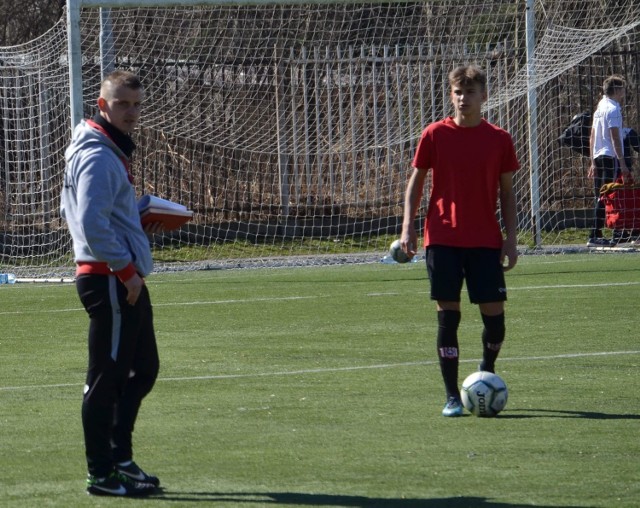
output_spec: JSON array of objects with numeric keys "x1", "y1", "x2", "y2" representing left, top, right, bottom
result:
[{"x1": 61, "y1": 70, "x2": 162, "y2": 497}]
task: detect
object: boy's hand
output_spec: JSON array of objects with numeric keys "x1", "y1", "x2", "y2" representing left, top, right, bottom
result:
[{"x1": 501, "y1": 240, "x2": 518, "y2": 271}]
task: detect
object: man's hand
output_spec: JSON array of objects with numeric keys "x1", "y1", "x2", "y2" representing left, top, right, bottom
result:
[
  {"x1": 123, "y1": 273, "x2": 145, "y2": 305},
  {"x1": 143, "y1": 221, "x2": 164, "y2": 236}
]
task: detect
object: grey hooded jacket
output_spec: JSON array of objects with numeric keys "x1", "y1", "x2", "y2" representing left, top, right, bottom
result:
[{"x1": 60, "y1": 120, "x2": 153, "y2": 277}]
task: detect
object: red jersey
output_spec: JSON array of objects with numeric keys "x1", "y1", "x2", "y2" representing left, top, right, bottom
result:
[{"x1": 412, "y1": 117, "x2": 519, "y2": 248}]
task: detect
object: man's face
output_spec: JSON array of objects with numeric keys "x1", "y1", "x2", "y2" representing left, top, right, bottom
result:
[
  {"x1": 98, "y1": 85, "x2": 144, "y2": 134},
  {"x1": 450, "y1": 82, "x2": 487, "y2": 115}
]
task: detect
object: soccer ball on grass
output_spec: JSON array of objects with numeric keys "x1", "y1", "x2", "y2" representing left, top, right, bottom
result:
[
  {"x1": 460, "y1": 371, "x2": 508, "y2": 417},
  {"x1": 389, "y1": 239, "x2": 410, "y2": 263}
]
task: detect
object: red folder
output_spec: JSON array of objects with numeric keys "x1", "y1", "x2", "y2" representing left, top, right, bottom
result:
[{"x1": 138, "y1": 195, "x2": 193, "y2": 231}]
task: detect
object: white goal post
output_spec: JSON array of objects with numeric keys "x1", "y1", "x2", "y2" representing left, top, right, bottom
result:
[{"x1": 1, "y1": 1, "x2": 639, "y2": 278}]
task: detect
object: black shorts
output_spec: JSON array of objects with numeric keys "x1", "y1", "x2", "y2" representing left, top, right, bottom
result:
[{"x1": 425, "y1": 245, "x2": 507, "y2": 304}]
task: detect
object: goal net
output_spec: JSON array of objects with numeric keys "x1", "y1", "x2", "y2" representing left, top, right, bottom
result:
[{"x1": 1, "y1": 0, "x2": 640, "y2": 277}]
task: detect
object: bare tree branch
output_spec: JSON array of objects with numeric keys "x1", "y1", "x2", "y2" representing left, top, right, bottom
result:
[{"x1": 0, "y1": 0, "x2": 64, "y2": 46}]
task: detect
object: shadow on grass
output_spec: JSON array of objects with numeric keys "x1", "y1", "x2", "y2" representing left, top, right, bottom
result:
[
  {"x1": 150, "y1": 491, "x2": 594, "y2": 507},
  {"x1": 501, "y1": 408, "x2": 640, "y2": 420}
]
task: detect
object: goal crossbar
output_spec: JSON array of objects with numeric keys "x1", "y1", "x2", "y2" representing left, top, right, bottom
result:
[{"x1": 70, "y1": 0, "x2": 414, "y2": 7}]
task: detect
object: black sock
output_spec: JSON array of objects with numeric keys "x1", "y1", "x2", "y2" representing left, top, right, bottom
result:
[
  {"x1": 480, "y1": 313, "x2": 505, "y2": 373},
  {"x1": 437, "y1": 309, "x2": 461, "y2": 399}
]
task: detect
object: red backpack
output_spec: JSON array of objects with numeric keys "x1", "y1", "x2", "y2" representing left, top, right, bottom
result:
[{"x1": 600, "y1": 182, "x2": 640, "y2": 230}]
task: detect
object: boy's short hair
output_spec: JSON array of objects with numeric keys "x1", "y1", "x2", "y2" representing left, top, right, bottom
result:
[
  {"x1": 448, "y1": 65, "x2": 487, "y2": 90},
  {"x1": 603, "y1": 75, "x2": 626, "y2": 96},
  {"x1": 100, "y1": 70, "x2": 143, "y2": 98}
]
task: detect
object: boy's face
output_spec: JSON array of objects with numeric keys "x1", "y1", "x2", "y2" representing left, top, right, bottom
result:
[
  {"x1": 450, "y1": 81, "x2": 487, "y2": 115},
  {"x1": 98, "y1": 85, "x2": 144, "y2": 134},
  {"x1": 614, "y1": 87, "x2": 626, "y2": 105}
]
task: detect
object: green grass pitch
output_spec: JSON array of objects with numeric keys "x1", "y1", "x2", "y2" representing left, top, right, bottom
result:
[{"x1": 1, "y1": 253, "x2": 639, "y2": 507}]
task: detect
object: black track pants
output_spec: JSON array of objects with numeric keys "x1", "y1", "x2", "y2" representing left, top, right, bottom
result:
[{"x1": 76, "y1": 274, "x2": 159, "y2": 477}]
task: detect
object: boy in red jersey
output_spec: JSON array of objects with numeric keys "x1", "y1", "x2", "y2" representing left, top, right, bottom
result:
[{"x1": 400, "y1": 65, "x2": 519, "y2": 417}]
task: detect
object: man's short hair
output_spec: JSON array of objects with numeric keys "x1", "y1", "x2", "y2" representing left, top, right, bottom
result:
[
  {"x1": 603, "y1": 75, "x2": 626, "y2": 96},
  {"x1": 448, "y1": 65, "x2": 487, "y2": 90},
  {"x1": 100, "y1": 70, "x2": 143, "y2": 98}
]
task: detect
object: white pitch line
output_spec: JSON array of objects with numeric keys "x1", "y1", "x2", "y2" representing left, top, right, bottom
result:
[
  {"x1": 155, "y1": 350, "x2": 640, "y2": 382},
  {"x1": 365, "y1": 281, "x2": 640, "y2": 297},
  {"x1": 154, "y1": 295, "x2": 321, "y2": 307},
  {"x1": 2, "y1": 350, "x2": 639, "y2": 392},
  {"x1": 2, "y1": 280, "x2": 639, "y2": 316},
  {"x1": 0, "y1": 295, "x2": 322, "y2": 316},
  {"x1": 510, "y1": 281, "x2": 640, "y2": 290}
]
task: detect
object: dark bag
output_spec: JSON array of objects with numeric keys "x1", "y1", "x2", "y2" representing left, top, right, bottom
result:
[
  {"x1": 559, "y1": 111, "x2": 592, "y2": 156},
  {"x1": 623, "y1": 128, "x2": 640, "y2": 168}
]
